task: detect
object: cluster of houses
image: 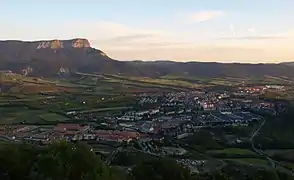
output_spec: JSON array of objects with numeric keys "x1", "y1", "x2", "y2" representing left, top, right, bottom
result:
[{"x1": 0, "y1": 123, "x2": 146, "y2": 144}]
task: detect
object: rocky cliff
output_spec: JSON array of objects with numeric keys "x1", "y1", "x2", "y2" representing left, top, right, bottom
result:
[
  {"x1": 0, "y1": 38, "x2": 117, "y2": 76},
  {"x1": 36, "y1": 38, "x2": 91, "y2": 49},
  {"x1": 1, "y1": 38, "x2": 294, "y2": 78}
]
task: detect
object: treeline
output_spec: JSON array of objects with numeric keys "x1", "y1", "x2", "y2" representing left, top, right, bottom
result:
[{"x1": 1, "y1": 141, "x2": 294, "y2": 180}]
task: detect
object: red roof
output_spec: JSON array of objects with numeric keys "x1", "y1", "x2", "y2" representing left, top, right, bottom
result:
[
  {"x1": 96, "y1": 130, "x2": 140, "y2": 139},
  {"x1": 98, "y1": 134, "x2": 131, "y2": 141},
  {"x1": 55, "y1": 124, "x2": 88, "y2": 132},
  {"x1": 62, "y1": 131, "x2": 78, "y2": 136}
]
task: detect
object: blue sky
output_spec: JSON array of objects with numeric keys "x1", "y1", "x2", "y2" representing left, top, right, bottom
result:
[{"x1": 1, "y1": 0, "x2": 294, "y2": 62}]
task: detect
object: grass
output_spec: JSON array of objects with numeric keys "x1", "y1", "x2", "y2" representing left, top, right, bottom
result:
[
  {"x1": 224, "y1": 158, "x2": 269, "y2": 167},
  {"x1": 0, "y1": 140, "x2": 9, "y2": 146},
  {"x1": 1, "y1": 111, "x2": 69, "y2": 124},
  {"x1": 101, "y1": 74, "x2": 199, "y2": 91},
  {"x1": 0, "y1": 105, "x2": 69, "y2": 124},
  {"x1": 281, "y1": 162, "x2": 294, "y2": 170},
  {"x1": 38, "y1": 113, "x2": 69, "y2": 122},
  {"x1": 1, "y1": 112, "x2": 44, "y2": 124},
  {"x1": 208, "y1": 148, "x2": 257, "y2": 156},
  {"x1": 78, "y1": 106, "x2": 133, "y2": 114}
]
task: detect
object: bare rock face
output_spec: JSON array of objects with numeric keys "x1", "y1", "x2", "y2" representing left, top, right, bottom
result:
[
  {"x1": 51, "y1": 40, "x2": 64, "y2": 49},
  {"x1": 72, "y1": 39, "x2": 91, "y2": 48},
  {"x1": 36, "y1": 38, "x2": 91, "y2": 49}
]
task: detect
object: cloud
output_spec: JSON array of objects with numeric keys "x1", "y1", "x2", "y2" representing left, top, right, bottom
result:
[
  {"x1": 105, "y1": 45, "x2": 294, "y2": 63},
  {"x1": 230, "y1": 24, "x2": 236, "y2": 37},
  {"x1": 0, "y1": 20, "x2": 180, "y2": 50},
  {"x1": 189, "y1": 10, "x2": 225, "y2": 22},
  {"x1": 101, "y1": 34, "x2": 155, "y2": 43},
  {"x1": 0, "y1": 20, "x2": 165, "y2": 42},
  {"x1": 248, "y1": 28, "x2": 255, "y2": 33},
  {"x1": 1, "y1": 20, "x2": 294, "y2": 62},
  {"x1": 216, "y1": 36, "x2": 286, "y2": 40},
  {"x1": 96, "y1": 35, "x2": 192, "y2": 50},
  {"x1": 85, "y1": 22, "x2": 193, "y2": 50}
]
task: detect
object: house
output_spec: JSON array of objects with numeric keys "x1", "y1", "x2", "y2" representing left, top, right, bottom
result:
[
  {"x1": 163, "y1": 147, "x2": 187, "y2": 156},
  {"x1": 200, "y1": 102, "x2": 216, "y2": 111},
  {"x1": 96, "y1": 130, "x2": 140, "y2": 142},
  {"x1": 54, "y1": 123, "x2": 89, "y2": 133},
  {"x1": 135, "y1": 110, "x2": 149, "y2": 116},
  {"x1": 265, "y1": 85, "x2": 284, "y2": 90},
  {"x1": 150, "y1": 109, "x2": 160, "y2": 115},
  {"x1": 54, "y1": 124, "x2": 90, "y2": 141},
  {"x1": 140, "y1": 122, "x2": 155, "y2": 133}
]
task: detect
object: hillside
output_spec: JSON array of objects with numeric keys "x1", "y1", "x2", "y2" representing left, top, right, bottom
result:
[
  {"x1": 281, "y1": 62, "x2": 294, "y2": 66},
  {"x1": 1, "y1": 39, "x2": 294, "y2": 78},
  {"x1": 126, "y1": 61, "x2": 294, "y2": 78},
  {"x1": 0, "y1": 39, "x2": 139, "y2": 77}
]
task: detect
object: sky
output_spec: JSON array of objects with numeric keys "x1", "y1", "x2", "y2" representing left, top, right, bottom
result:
[{"x1": 0, "y1": 0, "x2": 294, "y2": 63}]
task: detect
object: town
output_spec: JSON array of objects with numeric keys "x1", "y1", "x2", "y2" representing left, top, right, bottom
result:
[{"x1": 1, "y1": 82, "x2": 289, "y2": 174}]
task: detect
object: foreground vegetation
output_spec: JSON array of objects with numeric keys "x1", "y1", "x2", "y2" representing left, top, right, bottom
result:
[{"x1": 1, "y1": 141, "x2": 294, "y2": 180}]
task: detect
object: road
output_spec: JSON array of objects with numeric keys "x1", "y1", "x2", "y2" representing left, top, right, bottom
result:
[
  {"x1": 250, "y1": 119, "x2": 277, "y2": 167},
  {"x1": 250, "y1": 119, "x2": 294, "y2": 176},
  {"x1": 250, "y1": 119, "x2": 266, "y2": 141},
  {"x1": 105, "y1": 146, "x2": 123, "y2": 165}
]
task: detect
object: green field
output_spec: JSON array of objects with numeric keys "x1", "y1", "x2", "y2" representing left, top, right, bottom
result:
[
  {"x1": 38, "y1": 113, "x2": 69, "y2": 122},
  {"x1": 0, "y1": 86, "x2": 137, "y2": 125},
  {"x1": 224, "y1": 158, "x2": 269, "y2": 167},
  {"x1": 78, "y1": 106, "x2": 133, "y2": 114},
  {"x1": 0, "y1": 103, "x2": 70, "y2": 124},
  {"x1": 0, "y1": 140, "x2": 9, "y2": 146},
  {"x1": 281, "y1": 162, "x2": 294, "y2": 170},
  {"x1": 208, "y1": 148, "x2": 257, "y2": 156},
  {"x1": 0, "y1": 107, "x2": 45, "y2": 124},
  {"x1": 74, "y1": 73, "x2": 204, "y2": 92}
]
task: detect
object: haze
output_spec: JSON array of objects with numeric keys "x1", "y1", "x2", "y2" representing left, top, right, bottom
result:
[{"x1": 1, "y1": 0, "x2": 294, "y2": 63}]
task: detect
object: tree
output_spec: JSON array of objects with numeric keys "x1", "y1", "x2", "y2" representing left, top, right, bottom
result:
[
  {"x1": 0, "y1": 141, "x2": 116, "y2": 180},
  {"x1": 0, "y1": 143, "x2": 39, "y2": 180},
  {"x1": 131, "y1": 158, "x2": 191, "y2": 180}
]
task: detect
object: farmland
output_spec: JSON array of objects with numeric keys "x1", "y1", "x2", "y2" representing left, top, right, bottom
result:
[
  {"x1": 207, "y1": 148, "x2": 257, "y2": 156},
  {"x1": 224, "y1": 158, "x2": 269, "y2": 167},
  {"x1": 2, "y1": 71, "x2": 294, "y2": 126}
]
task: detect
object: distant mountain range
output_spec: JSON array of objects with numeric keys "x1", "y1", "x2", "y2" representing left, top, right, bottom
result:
[
  {"x1": 1, "y1": 38, "x2": 294, "y2": 78},
  {"x1": 281, "y1": 62, "x2": 294, "y2": 66}
]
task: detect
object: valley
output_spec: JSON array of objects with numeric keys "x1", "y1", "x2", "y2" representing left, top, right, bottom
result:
[{"x1": 1, "y1": 39, "x2": 294, "y2": 179}]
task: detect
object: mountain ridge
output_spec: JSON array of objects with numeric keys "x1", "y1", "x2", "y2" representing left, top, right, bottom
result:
[{"x1": 1, "y1": 38, "x2": 294, "y2": 78}]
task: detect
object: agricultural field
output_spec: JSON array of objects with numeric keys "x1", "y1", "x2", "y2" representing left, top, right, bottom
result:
[
  {"x1": 0, "y1": 105, "x2": 70, "y2": 125},
  {"x1": 75, "y1": 73, "x2": 206, "y2": 92},
  {"x1": 161, "y1": 75, "x2": 294, "y2": 86},
  {"x1": 78, "y1": 106, "x2": 133, "y2": 114},
  {"x1": 207, "y1": 148, "x2": 257, "y2": 156},
  {"x1": 264, "y1": 149, "x2": 294, "y2": 163},
  {"x1": 224, "y1": 158, "x2": 269, "y2": 167},
  {"x1": 0, "y1": 106, "x2": 47, "y2": 124},
  {"x1": 281, "y1": 162, "x2": 294, "y2": 171},
  {"x1": 2, "y1": 72, "x2": 294, "y2": 96},
  {"x1": 1, "y1": 73, "x2": 72, "y2": 94},
  {"x1": 0, "y1": 77, "x2": 138, "y2": 125},
  {"x1": 38, "y1": 113, "x2": 70, "y2": 122}
]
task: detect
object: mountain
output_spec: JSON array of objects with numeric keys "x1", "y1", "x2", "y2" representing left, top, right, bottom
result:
[
  {"x1": 126, "y1": 61, "x2": 294, "y2": 78},
  {"x1": 1, "y1": 38, "x2": 294, "y2": 78},
  {"x1": 0, "y1": 38, "x2": 138, "y2": 76},
  {"x1": 281, "y1": 62, "x2": 294, "y2": 66}
]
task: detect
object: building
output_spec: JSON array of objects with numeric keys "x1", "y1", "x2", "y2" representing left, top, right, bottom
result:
[
  {"x1": 163, "y1": 147, "x2": 187, "y2": 156},
  {"x1": 96, "y1": 130, "x2": 140, "y2": 142},
  {"x1": 54, "y1": 123, "x2": 89, "y2": 133},
  {"x1": 200, "y1": 101, "x2": 216, "y2": 111}
]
